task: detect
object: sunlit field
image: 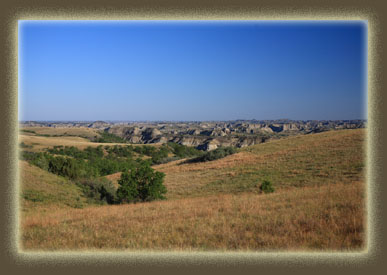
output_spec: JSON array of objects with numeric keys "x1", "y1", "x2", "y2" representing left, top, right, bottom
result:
[{"x1": 20, "y1": 129, "x2": 366, "y2": 251}]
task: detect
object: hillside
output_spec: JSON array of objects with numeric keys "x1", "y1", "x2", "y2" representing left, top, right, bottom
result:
[
  {"x1": 153, "y1": 129, "x2": 365, "y2": 199},
  {"x1": 21, "y1": 126, "x2": 101, "y2": 139},
  {"x1": 21, "y1": 181, "x2": 364, "y2": 251},
  {"x1": 19, "y1": 132, "x2": 160, "y2": 152},
  {"x1": 20, "y1": 128, "x2": 366, "y2": 251},
  {"x1": 19, "y1": 160, "x2": 86, "y2": 212}
]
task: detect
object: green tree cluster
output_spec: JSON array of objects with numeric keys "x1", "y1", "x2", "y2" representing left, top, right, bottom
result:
[
  {"x1": 95, "y1": 131, "x2": 127, "y2": 143},
  {"x1": 189, "y1": 147, "x2": 236, "y2": 163},
  {"x1": 117, "y1": 162, "x2": 166, "y2": 203}
]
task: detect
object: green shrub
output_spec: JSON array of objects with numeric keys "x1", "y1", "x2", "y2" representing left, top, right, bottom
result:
[
  {"x1": 22, "y1": 147, "x2": 138, "y2": 180},
  {"x1": 20, "y1": 129, "x2": 36, "y2": 134},
  {"x1": 116, "y1": 171, "x2": 140, "y2": 203},
  {"x1": 260, "y1": 180, "x2": 275, "y2": 194},
  {"x1": 95, "y1": 131, "x2": 127, "y2": 143},
  {"x1": 76, "y1": 178, "x2": 117, "y2": 205},
  {"x1": 167, "y1": 142, "x2": 203, "y2": 158},
  {"x1": 189, "y1": 147, "x2": 236, "y2": 163},
  {"x1": 117, "y1": 162, "x2": 166, "y2": 203}
]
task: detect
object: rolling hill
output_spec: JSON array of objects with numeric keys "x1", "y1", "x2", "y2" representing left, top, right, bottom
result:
[{"x1": 19, "y1": 128, "x2": 366, "y2": 251}]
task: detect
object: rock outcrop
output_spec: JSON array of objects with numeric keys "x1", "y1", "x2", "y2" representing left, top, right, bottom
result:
[{"x1": 20, "y1": 119, "x2": 366, "y2": 151}]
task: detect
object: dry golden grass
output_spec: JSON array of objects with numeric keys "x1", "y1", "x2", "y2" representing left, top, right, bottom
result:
[
  {"x1": 19, "y1": 128, "x2": 366, "y2": 251},
  {"x1": 21, "y1": 126, "x2": 101, "y2": 139},
  {"x1": 19, "y1": 133, "x2": 161, "y2": 152},
  {"x1": 154, "y1": 129, "x2": 365, "y2": 199},
  {"x1": 19, "y1": 135, "x2": 96, "y2": 151},
  {"x1": 19, "y1": 161, "x2": 86, "y2": 213},
  {"x1": 21, "y1": 181, "x2": 365, "y2": 251}
]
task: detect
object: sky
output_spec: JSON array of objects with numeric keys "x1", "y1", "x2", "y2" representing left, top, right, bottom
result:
[{"x1": 18, "y1": 20, "x2": 367, "y2": 121}]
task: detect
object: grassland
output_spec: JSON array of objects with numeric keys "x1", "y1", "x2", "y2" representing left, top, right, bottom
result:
[
  {"x1": 19, "y1": 131, "x2": 160, "y2": 152},
  {"x1": 19, "y1": 128, "x2": 366, "y2": 251},
  {"x1": 19, "y1": 161, "x2": 86, "y2": 213},
  {"x1": 21, "y1": 182, "x2": 364, "y2": 251},
  {"x1": 153, "y1": 129, "x2": 364, "y2": 199},
  {"x1": 21, "y1": 126, "x2": 101, "y2": 139}
]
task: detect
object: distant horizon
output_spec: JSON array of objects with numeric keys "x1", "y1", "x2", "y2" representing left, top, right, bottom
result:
[
  {"x1": 19, "y1": 118, "x2": 367, "y2": 123},
  {"x1": 19, "y1": 20, "x2": 367, "y2": 121}
]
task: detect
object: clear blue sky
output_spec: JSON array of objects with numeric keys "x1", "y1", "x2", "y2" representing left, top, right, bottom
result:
[{"x1": 18, "y1": 21, "x2": 367, "y2": 121}]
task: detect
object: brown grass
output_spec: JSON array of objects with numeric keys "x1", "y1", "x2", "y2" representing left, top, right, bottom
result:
[
  {"x1": 19, "y1": 135, "x2": 96, "y2": 151},
  {"x1": 153, "y1": 129, "x2": 365, "y2": 199},
  {"x1": 19, "y1": 161, "x2": 86, "y2": 213},
  {"x1": 21, "y1": 181, "x2": 365, "y2": 251},
  {"x1": 19, "y1": 133, "x2": 161, "y2": 152},
  {"x1": 21, "y1": 126, "x2": 101, "y2": 139},
  {"x1": 19, "y1": 128, "x2": 366, "y2": 251}
]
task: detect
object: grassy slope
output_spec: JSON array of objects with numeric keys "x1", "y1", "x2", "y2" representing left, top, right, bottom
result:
[
  {"x1": 21, "y1": 126, "x2": 101, "y2": 139},
  {"x1": 154, "y1": 129, "x2": 365, "y2": 199},
  {"x1": 19, "y1": 132, "x2": 161, "y2": 152},
  {"x1": 19, "y1": 161, "x2": 86, "y2": 212},
  {"x1": 20, "y1": 129, "x2": 366, "y2": 251},
  {"x1": 22, "y1": 182, "x2": 364, "y2": 251}
]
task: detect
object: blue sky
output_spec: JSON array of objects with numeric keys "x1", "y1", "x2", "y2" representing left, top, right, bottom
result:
[{"x1": 18, "y1": 21, "x2": 367, "y2": 121}]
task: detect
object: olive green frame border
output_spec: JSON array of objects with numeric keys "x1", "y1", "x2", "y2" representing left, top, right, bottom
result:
[{"x1": 1, "y1": 1, "x2": 385, "y2": 274}]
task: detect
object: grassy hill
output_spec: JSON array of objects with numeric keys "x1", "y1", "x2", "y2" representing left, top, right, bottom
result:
[
  {"x1": 153, "y1": 129, "x2": 365, "y2": 199},
  {"x1": 21, "y1": 182, "x2": 364, "y2": 251},
  {"x1": 20, "y1": 129, "x2": 366, "y2": 251},
  {"x1": 19, "y1": 160, "x2": 86, "y2": 212},
  {"x1": 19, "y1": 132, "x2": 161, "y2": 152},
  {"x1": 21, "y1": 126, "x2": 101, "y2": 139}
]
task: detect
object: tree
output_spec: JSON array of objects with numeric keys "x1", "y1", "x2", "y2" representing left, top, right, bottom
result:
[{"x1": 116, "y1": 162, "x2": 167, "y2": 203}]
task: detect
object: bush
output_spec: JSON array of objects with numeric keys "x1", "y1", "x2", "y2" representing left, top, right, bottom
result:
[
  {"x1": 167, "y1": 142, "x2": 203, "y2": 158},
  {"x1": 260, "y1": 179, "x2": 275, "y2": 194},
  {"x1": 189, "y1": 147, "x2": 236, "y2": 163},
  {"x1": 117, "y1": 162, "x2": 167, "y2": 203},
  {"x1": 95, "y1": 131, "x2": 127, "y2": 143},
  {"x1": 77, "y1": 178, "x2": 117, "y2": 204}
]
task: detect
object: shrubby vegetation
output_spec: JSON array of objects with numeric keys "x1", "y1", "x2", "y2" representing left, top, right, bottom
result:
[
  {"x1": 95, "y1": 131, "x2": 127, "y2": 143},
  {"x1": 105, "y1": 145, "x2": 133, "y2": 158},
  {"x1": 20, "y1": 141, "x2": 236, "y2": 205},
  {"x1": 20, "y1": 129, "x2": 36, "y2": 134},
  {"x1": 117, "y1": 162, "x2": 166, "y2": 203},
  {"x1": 189, "y1": 147, "x2": 237, "y2": 163},
  {"x1": 131, "y1": 143, "x2": 202, "y2": 164},
  {"x1": 48, "y1": 145, "x2": 104, "y2": 159},
  {"x1": 21, "y1": 148, "x2": 138, "y2": 179},
  {"x1": 167, "y1": 142, "x2": 203, "y2": 158},
  {"x1": 76, "y1": 178, "x2": 117, "y2": 205},
  {"x1": 260, "y1": 179, "x2": 275, "y2": 194}
]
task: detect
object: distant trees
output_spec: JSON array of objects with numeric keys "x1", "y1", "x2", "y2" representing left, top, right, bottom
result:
[
  {"x1": 117, "y1": 162, "x2": 166, "y2": 203},
  {"x1": 167, "y1": 142, "x2": 203, "y2": 158},
  {"x1": 95, "y1": 131, "x2": 127, "y2": 143},
  {"x1": 189, "y1": 147, "x2": 236, "y2": 163}
]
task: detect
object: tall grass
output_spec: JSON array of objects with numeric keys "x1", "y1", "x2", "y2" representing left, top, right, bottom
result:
[
  {"x1": 154, "y1": 129, "x2": 365, "y2": 199},
  {"x1": 20, "y1": 129, "x2": 366, "y2": 251},
  {"x1": 21, "y1": 182, "x2": 365, "y2": 251}
]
